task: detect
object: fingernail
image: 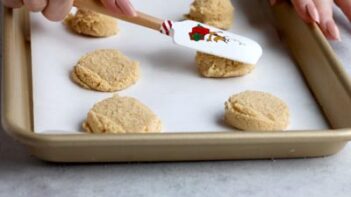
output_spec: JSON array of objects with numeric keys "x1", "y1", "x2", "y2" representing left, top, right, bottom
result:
[
  {"x1": 326, "y1": 21, "x2": 341, "y2": 41},
  {"x1": 117, "y1": 0, "x2": 137, "y2": 17},
  {"x1": 306, "y1": 4, "x2": 320, "y2": 24}
]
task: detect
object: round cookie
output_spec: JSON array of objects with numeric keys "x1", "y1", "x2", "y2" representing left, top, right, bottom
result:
[
  {"x1": 71, "y1": 49, "x2": 140, "y2": 92},
  {"x1": 65, "y1": 9, "x2": 118, "y2": 37},
  {"x1": 83, "y1": 95, "x2": 163, "y2": 134},
  {"x1": 186, "y1": 0, "x2": 234, "y2": 30},
  {"x1": 196, "y1": 52, "x2": 254, "y2": 78},
  {"x1": 224, "y1": 91, "x2": 289, "y2": 131}
]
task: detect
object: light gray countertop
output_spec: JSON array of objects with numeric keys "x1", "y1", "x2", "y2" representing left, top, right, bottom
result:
[{"x1": 1, "y1": 7, "x2": 351, "y2": 197}]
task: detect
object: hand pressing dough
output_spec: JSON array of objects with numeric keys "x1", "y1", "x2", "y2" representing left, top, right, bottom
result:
[
  {"x1": 196, "y1": 52, "x2": 254, "y2": 78},
  {"x1": 186, "y1": 0, "x2": 234, "y2": 30},
  {"x1": 71, "y1": 49, "x2": 140, "y2": 92},
  {"x1": 65, "y1": 9, "x2": 118, "y2": 37},
  {"x1": 83, "y1": 95, "x2": 163, "y2": 134},
  {"x1": 225, "y1": 91, "x2": 290, "y2": 131}
]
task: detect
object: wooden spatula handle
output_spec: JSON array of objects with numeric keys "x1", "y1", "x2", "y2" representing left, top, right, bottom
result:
[{"x1": 74, "y1": 0, "x2": 164, "y2": 31}]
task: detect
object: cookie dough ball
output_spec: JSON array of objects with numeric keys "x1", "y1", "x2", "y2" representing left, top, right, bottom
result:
[
  {"x1": 196, "y1": 52, "x2": 254, "y2": 78},
  {"x1": 65, "y1": 9, "x2": 118, "y2": 37},
  {"x1": 225, "y1": 91, "x2": 289, "y2": 131},
  {"x1": 83, "y1": 95, "x2": 163, "y2": 134},
  {"x1": 71, "y1": 49, "x2": 140, "y2": 92},
  {"x1": 186, "y1": 0, "x2": 234, "y2": 30}
]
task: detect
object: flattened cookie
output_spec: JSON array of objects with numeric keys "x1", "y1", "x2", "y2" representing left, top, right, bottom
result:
[
  {"x1": 225, "y1": 91, "x2": 289, "y2": 131},
  {"x1": 186, "y1": 0, "x2": 234, "y2": 30},
  {"x1": 196, "y1": 52, "x2": 254, "y2": 78},
  {"x1": 83, "y1": 95, "x2": 163, "y2": 134},
  {"x1": 65, "y1": 9, "x2": 118, "y2": 37},
  {"x1": 72, "y1": 49, "x2": 140, "y2": 92}
]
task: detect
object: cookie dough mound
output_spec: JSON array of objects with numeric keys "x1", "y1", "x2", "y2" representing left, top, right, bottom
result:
[
  {"x1": 196, "y1": 52, "x2": 254, "y2": 78},
  {"x1": 83, "y1": 95, "x2": 163, "y2": 134},
  {"x1": 65, "y1": 9, "x2": 118, "y2": 37},
  {"x1": 186, "y1": 0, "x2": 234, "y2": 30},
  {"x1": 225, "y1": 91, "x2": 289, "y2": 131},
  {"x1": 71, "y1": 49, "x2": 140, "y2": 92}
]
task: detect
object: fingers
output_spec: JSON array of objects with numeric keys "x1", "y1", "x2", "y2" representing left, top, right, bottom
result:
[
  {"x1": 312, "y1": 0, "x2": 340, "y2": 40},
  {"x1": 1, "y1": 0, "x2": 23, "y2": 8},
  {"x1": 101, "y1": 0, "x2": 137, "y2": 16},
  {"x1": 116, "y1": 0, "x2": 137, "y2": 16},
  {"x1": 306, "y1": 3, "x2": 320, "y2": 23},
  {"x1": 324, "y1": 20, "x2": 340, "y2": 40},
  {"x1": 23, "y1": 0, "x2": 47, "y2": 12},
  {"x1": 42, "y1": 0, "x2": 73, "y2": 21},
  {"x1": 101, "y1": 0, "x2": 124, "y2": 16},
  {"x1": 335, "y1": 0, "x2": 351, "y2": 22},
  {"x1": 291, "y1": 0, "x2": 320, "y2": 23},
  {"x1": 291, "y1": 0, "x2": 340, "y2": 40}
]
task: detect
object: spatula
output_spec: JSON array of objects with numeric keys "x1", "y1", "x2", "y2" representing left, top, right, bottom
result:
[{"x1": 74, "y1": 0, "x2": 263, "y2": 64}]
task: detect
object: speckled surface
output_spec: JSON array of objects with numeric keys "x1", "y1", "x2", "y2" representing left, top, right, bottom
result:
[{"x1": 1, "y1": 6, "x2": 351, "y2": 197}]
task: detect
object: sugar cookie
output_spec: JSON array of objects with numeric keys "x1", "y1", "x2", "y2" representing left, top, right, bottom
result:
[
  {"x1": 83, "y1": 95, "x2": 163, "y2": 134},
  {"x1": 225, "y1": 91, "x2": 289, "y2": 131},
  {"x1": 71, "y1": 49, "x2": 139, "y2": 92},
  {"x1": 186, "y1": 0, "x2": 234, "y2": 30},
  {"x1": 195, "y1": 52, "x2": 254, "y2": 78},
  {"x1": 65, "y1": 9, "x2": 118, "y2": 37}
]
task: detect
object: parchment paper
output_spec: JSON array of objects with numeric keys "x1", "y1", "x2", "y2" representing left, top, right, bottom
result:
[{"x1": 31, "y1": 0, "x2": 328, "y2": 134}]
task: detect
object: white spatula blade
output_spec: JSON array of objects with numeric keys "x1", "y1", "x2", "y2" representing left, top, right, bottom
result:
[{"x1": 170, "y1": 20, "x2": 263, "y2": 65}]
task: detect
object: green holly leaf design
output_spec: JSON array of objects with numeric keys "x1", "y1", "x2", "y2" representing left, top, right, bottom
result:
[{"x1": 192, "y1": 33, "x2": 202, "y2": 41}]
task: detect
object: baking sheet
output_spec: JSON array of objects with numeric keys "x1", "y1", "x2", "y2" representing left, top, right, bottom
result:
[{"x1": 31, "y1": 0, "x2": 328, "y2": 134}]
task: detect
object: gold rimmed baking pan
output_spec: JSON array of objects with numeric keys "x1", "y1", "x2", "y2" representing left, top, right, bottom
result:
[{"x1": 2, "y1": 2, "x2": 351, "y2": 162}]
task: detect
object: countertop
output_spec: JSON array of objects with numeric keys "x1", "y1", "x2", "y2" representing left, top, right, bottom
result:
[{"x1": 1, "y1": 7, "x2": 351, "y2": 197}]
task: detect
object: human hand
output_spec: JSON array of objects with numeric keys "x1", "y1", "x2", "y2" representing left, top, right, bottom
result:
[
  {"x1": 270, "y1": 0, "x2": 348, "y2": 41},
  {"x1": 1, "y1": 0, "x2": 136, "y2": 21}
]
